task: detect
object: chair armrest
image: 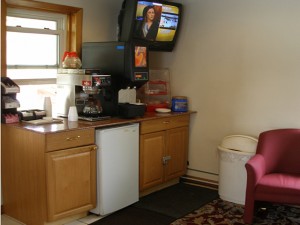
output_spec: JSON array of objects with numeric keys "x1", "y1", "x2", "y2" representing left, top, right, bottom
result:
[
  {"x1": 245, "y1": 154, "x2": 266, "y2": 186},
  {"x1": 244, "y1": 154, "x2": 266, "y2": 224}
]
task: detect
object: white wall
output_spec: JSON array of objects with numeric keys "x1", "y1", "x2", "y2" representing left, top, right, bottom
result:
[
  {"x1": 39, "y1": 0, "x2": 300, "y2": 182},
  {"x1": 150, "y1": 0, "x2": 300, "y2": 180},
  {"x1": 38, "y1": 0, "x2": 121, "y2": 42}
]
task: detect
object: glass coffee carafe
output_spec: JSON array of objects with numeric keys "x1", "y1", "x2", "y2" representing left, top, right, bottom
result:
[{"x1": 82, "y1": 96, "x2": 103, "y2": 117}]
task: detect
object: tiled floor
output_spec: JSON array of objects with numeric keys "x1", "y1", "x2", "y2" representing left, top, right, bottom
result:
[
  {"x1": 1, "y1": 214, "x2": 103, "y2": 225},
  {"x1": 1, "y1": 215, "x2": 25, "y2": 225}
]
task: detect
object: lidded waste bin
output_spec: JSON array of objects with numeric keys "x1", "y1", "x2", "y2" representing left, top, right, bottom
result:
[{"x1": 218, "y1": 135, "x2": 258, "y2": 205}]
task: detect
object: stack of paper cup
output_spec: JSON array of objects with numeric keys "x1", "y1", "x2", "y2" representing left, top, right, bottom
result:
[
  {"x1": 68, "y1": 106, "x2": 78, "y2": 121},
  {"x1": 43, "y1": 97, "x2": 52, "y2": 117}
]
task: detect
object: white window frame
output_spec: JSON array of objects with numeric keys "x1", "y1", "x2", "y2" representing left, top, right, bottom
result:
[{"x1": 6, "y1": 8, "x2": 67, "y2": 85}]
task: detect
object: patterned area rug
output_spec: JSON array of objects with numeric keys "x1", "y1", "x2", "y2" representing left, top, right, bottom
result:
[{"x1": 170, "y1": 198, "x2": 300, "y2": 225}]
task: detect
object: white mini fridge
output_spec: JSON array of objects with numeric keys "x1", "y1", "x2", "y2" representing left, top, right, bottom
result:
[{"x1": 90, "y1": 123, "x2": 139, "y2": 215}]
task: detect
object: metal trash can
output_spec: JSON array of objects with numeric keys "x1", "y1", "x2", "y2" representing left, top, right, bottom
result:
[{"x1": 218, "y1": 135, "x2": 258, "y2": 205}]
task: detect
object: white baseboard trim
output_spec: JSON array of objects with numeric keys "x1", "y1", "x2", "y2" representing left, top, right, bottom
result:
[
  {"x1": 180, "y1": 175, "x2": 219, "y2": 190},
  {"x1": 186, "y1": 168, "x2": 219, "y2": 182}
]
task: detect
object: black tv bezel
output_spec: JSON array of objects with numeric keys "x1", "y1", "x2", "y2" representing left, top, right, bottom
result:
[{"x1": 118, "y1": 0, "x2": 183, "y2": 52}]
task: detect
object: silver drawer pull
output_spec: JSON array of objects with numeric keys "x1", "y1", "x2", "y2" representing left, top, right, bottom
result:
[
  {"x1": 66, "y1": 135, "x2": 80, "y2": 141},
  {"x1": 163, "y1": 121, "x2": 170, "y2": 124},
  {"x1": 162, "y1": 155, "x2": 172, "y2": 165}
]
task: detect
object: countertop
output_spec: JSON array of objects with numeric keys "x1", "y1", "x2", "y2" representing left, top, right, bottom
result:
[{"x1": 3, "y1": 111, "x2": 196, "y2": 134}]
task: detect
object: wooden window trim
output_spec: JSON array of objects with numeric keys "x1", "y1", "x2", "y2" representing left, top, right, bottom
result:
[{"x1": 1, "y1": 0, "x2": 83, "y2": 77}]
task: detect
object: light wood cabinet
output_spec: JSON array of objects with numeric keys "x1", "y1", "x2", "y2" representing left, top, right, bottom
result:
[
  {"x1": 1, "y1": 126, "x2": 96, "y2": 225},
  {"x1": 140, "y1": 131, "x2": 165, "y2": 189},
  {"x1": 139, "y1": 114, "x2": 190, "y2": 191},
  {"x1": 1, "y1": 112, "x2": 194, "y2": 223},
  {"x1": 46, "y1": 145, "x2": 96, "y2": 221},
  {"x1": 165, "y1": 127, "x2": 189, "y2": 180}
]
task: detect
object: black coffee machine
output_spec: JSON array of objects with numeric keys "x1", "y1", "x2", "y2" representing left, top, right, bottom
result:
[
  {"x1": 82, "y1": 41, "x2": 149, "y2": 87},
  {"x1": 82, "y1": 41, "x2": 149, "y2": 103},
  {"x1": 56, "y1": 72, "x2": 117, "y2": 120},
  {"x1": 81, "y1": 41, "x2": 150, "y2": 118}
]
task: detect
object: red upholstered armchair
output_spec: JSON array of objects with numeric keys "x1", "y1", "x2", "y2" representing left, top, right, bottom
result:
[{"x1": 243, "y1": 129, "x2": 300, "y2": 224}]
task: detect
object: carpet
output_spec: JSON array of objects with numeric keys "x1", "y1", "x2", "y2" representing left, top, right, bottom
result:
[
  {"x1": 90, "y1": 183, "x2": 218, "y2": 225},
  {"x1": 133, "y1": 182, "x2": 219, "y2": 218},
  {"x1": 89, "y1": 207, "x2": 175, "y2": 225},
  {"x1": 170, "y1": 198, "x2": 300, "y2": 225}
]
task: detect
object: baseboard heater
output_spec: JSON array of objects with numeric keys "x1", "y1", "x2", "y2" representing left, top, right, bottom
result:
[{"x1": 180, "y1": 175, "x2": 219, "y2": 190}]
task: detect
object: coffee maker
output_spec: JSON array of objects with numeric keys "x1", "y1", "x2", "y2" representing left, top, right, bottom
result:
[
  {"x1": 56, "y1": 72, "x2": 117, "y2": 120},
  {"x1": 82, "y1": 41, "x2": 149, "y2": 89},
  {"x1": 80, "y1": 42, "x2": 150, "y2": 118}
]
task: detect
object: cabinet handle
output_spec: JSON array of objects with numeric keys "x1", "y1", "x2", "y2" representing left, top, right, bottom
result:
[
  {"x1": 162, "y1": 155, "x2": 172, "y2": 165},
  {"x1": 91, "y1": 146, "x2": 97, "y2": 151},
  {"x1": 66, "y1": 135, "x2": 80, "y2": 141},
  {"x1": 163, "y1": 121, "x2": 170, "y2": 124}
]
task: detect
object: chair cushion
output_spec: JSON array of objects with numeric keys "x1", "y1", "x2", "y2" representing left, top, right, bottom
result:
[{"x1": 256, "y1": 173, "x2": 300, "y2": 196}]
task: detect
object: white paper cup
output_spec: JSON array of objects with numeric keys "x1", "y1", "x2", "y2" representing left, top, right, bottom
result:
[
  {"x1": 43, "y1": 97, "x2": 52, "y2": 117},
  {"x1": 68, "y1": 106, "x2": 78, "y2": 121},
  {"x1": 43, "y1": 117, "x2": 53, "y2": 121}
]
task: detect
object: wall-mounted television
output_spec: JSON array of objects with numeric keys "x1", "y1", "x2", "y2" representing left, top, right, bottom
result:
[{"x1": 118, "y1": 0, "x2": 182, "y2": 52}]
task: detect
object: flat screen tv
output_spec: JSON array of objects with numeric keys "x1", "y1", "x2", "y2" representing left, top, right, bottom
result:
[{"x1": 118, "y1": 0, "x2": 182, "y2": 52}]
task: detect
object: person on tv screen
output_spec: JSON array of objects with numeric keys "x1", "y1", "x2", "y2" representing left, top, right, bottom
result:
[{"x1": 135, "y1": 5, "x2": 159, "y2": 41}]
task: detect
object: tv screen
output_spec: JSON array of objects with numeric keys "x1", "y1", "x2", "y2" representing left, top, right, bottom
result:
[
  {"x1": 134, "y1": 46, "x2": 147, "y2": 67},
  {"x1": 118, "y1": 0, "x2": 182, "y2": 52}
]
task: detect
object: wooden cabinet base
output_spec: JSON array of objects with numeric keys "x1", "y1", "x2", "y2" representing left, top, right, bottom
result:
[
  {"x1": 139, "y1": 114, "x2": 190, "y2": 192},
  {"x1": 139, "y1": 178, "x2": 180, "y2": 197},
  {"x1": 44, "y1": 212, "x2": 88, "y2": 225},
  {"x1": 1, "y1": 125, "x2": 96, "y2": 225},
  {"x1": 2, "y1": 111, "x2": 195, "y2": 223}
]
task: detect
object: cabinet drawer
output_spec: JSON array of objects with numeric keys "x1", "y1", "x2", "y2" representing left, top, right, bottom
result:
[
  {"x1": 46, "y1": 128, "x2": 95, "y2": 152},
  {"x1": 140, "y1": 115, "x2": 190, "y2": 134}
]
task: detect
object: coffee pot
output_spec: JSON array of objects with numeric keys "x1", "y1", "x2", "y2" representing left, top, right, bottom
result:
[{"x1": 82, "y1": 96, "x2": 103, "y2": 117}]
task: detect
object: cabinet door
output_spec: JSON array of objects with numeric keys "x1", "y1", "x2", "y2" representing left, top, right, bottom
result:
[
  {"x1": 46, "y1": 145, "x2": 96, "y2": 221},
  {"x1": 140, "y1": 131, "x2": 165, "y2": 191},
  {"x1": 165, "y1": 127, "x2": 189, "y2": 181}
]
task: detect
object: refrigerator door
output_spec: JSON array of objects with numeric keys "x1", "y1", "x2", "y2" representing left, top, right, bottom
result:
[{"x1": 91, "y1": 123, "x2": 139, "y2": 215}]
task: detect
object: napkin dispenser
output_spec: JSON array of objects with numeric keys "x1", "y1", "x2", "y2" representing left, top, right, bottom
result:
[
  {"x1": 118, "y1": 87, "x2": 145, "y2": 118},
  {"x1": 118, "y1": 103, "x2": 146, "y2": 118}
]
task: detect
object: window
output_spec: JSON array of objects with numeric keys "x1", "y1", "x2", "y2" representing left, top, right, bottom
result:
[
  {"x1": 6, "y1": 8, "x2": 67, "y2": 112},
  {"x1": 2, "y1": 0, "x2": 82, "y2": 114},
  {"x1": 7, "y1": 8, "x2": 66, "y2": 70},
  {"x1": 7, "y1": 9, "x2": 66, "y2": 79}
]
